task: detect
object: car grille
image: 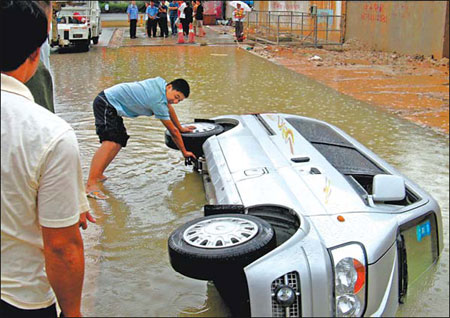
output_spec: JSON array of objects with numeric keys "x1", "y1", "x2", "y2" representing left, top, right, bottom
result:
[{"x1": 271, "y1": 271, "x2": 301, "y2": 317}]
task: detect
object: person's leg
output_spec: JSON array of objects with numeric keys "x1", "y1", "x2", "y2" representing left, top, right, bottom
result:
[
  {"x1": 200, "y1": 20, "x2": 205, "y2": 36},
  {"x1": 171, "y1": 16, "x2": 176, "y2": 35},
  {"x1": 85, "y1": 141, "x2": 122, "y2": 197},
  {"x1": 132, "y1": 19, "x2": 137, "y2": 38},
  {"x1": 236, "y1": 21, "x2": 243, "y2": 39},
  {"x1": 163, "y1": 19, "x2": 169, "y2": 37},
  {"x1": 182, "y1": 19, "x2": 188, "y2": 35},
  {"x1": 173, "y1": 17, "x2": 179, "y2": 35},
  {"x1": 152, "y1": 20, "x2": 157, "y2": 37},
  {"x1": 158, "y1": 19, "x2": 164, "y2": 37},
  {"x1": 88, "y1": 92, "x2": 129, "y2": 198}
]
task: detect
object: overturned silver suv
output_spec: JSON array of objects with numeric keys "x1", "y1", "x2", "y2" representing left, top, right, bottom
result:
[{"x1": 165, "y1": 113, "x2": 443, "y2": 317}]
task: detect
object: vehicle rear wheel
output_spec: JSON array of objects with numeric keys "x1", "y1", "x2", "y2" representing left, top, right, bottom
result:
[
  {"x1": 164, "y1": 122, "x2": 224, "y2": 157},
  {"x1": 168, "y1": 213, "x2": 276, "y2": 280},
  {"x1": 92, "y1": 36, "x2": 99, "y2": 44}
]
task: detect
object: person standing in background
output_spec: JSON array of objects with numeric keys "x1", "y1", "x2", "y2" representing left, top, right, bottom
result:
[
  {"x1": 182, "y1": 1, "x2": 193, "y2": 36},
  {"x1": 146, "y1": 0, "x2": 159, "y2": 38},
  {"x1": 168, "y1": 0, "x2": 179, "y2": 36},
  {"x1": 127, "y1": 0, "x2": 139, "y2": 38},
  {"x1": 144, "y1": 1, "x2": 149, "y2": 37},
  {"x1": 233, "y1": 2, "x2": 246, "y2": 41},
  {"x1": 158, "y1": 1, "x2": 169, "y2": 37},
  {"x1": 194, "y1": 0, "x2": 205, "y2": 37},
  {"x1": 25, "y1": 40, "x2": 54, "y2": 113},
  {"x1": 178, "y1": 0, "x2": 187, "y2": 35}
]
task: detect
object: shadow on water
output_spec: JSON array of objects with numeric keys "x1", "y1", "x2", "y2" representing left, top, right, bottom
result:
[{"x1": 50, "y1": 45, "x2": 449, "y2": 317}]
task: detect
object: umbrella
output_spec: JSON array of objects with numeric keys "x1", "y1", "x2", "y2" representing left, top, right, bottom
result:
[{"x1": 229, "y1": 1, "x2": 252, "y2": 12}]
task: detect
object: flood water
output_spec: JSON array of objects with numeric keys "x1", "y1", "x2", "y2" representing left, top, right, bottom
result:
[{"x1": 50, "y1": 45, "x2": 449, "y2": 317}]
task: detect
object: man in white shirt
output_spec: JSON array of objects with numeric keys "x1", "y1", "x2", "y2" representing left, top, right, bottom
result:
[
  {"x1": 1, "y1": 1, "x2": 94, "y2": 317},
  {"x1": 178, "y1": 0, "x2": 187, "y2": 35}
]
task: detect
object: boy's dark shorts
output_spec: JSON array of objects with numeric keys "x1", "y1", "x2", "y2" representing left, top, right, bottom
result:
[{"x1": 93, "y1": 91, "x2": 130, "y2": 147}]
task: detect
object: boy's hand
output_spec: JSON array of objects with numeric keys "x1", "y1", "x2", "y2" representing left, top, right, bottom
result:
[
  {"x1": 183, "y1": 151, "x2": 196, "y2": 160},
  {"x1": 179, "y1": 126, "x2": 196, "y2": 133}
]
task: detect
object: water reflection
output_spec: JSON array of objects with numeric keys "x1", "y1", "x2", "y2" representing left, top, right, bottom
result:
[{"x1": 50, "y1": 45, "x2": 449, "y2": 317}]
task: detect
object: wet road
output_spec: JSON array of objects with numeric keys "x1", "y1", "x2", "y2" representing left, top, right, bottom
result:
[{"x1": 50, "y1": 44, "x2": 449, "y2": 317}]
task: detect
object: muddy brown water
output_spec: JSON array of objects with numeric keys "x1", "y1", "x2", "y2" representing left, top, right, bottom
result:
[{"x1": 50, "y1": 45, "x2": 449, "y2": 317}]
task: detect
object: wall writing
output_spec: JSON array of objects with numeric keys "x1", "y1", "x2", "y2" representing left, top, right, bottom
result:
[{"x1": 360, "y1": 2, "x2": 387, "y2": 23}]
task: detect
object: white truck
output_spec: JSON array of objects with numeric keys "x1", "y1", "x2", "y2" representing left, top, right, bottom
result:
[{"x1": 52, "y1": 1, "x2": 102, "y2": 52}]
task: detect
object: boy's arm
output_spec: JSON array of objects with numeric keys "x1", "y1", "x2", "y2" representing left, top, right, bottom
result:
[
  {"x1": 161, "y1": 119, "x2": 196, "y2": 159},
  {"x1": 167, "y1": 103, "x2": 195, "y2": 133}
]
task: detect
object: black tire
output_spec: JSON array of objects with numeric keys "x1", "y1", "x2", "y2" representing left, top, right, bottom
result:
[
  {"x1": 164, "y1": 122, "x2": 224, "y2": 157},
  {"x1": 92, "y1": 36, "x2": 99, "y2": 44},
  {"x1": 168, "y1": 214, "x2": 276, "y2": 281},
  {"x1": 76, "y1": 40, "x2": 90, "y2": 52}
]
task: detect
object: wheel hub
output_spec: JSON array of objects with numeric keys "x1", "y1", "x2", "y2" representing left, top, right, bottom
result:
[
  {"x1": 186, "y1": 122, "x2": 218, "y2": 133},
  {"x1": 183, "y1": 217, "x2": 258, "y2": 249}
]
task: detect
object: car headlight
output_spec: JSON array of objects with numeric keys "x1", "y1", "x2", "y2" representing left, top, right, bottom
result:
[{"x1": 329, "y1": 243, "x2": 367, "y2": 317}]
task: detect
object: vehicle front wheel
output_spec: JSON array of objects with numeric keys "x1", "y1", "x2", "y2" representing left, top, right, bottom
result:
[{"x1": 168, "y1": 213, "x2": 276, "y2": 280}]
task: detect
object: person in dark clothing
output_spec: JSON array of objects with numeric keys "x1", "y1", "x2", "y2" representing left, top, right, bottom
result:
[
  {"x1": 194, "y1": 0, "x2": 205, "y2": 37},
  {"x1": 25, "y1": 61, "x2": 54, "y2": 113},
  {"x1": 146, "y1": 1, "x2": 159, "y2": 37},
  {"x1": 182, "y1": 1, "x2": 193, "y2": 36},
  {"x1": 158, "y1": 2, "x2": 169, "y2": 37},
  {"x1": 127, "y1": 1, "x2": 139, "y2": 39}
]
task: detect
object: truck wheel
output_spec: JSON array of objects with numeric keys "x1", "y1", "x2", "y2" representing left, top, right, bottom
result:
[
  {"x1": 92, "y1": 36, "x2": 99, "y2": 44},
  {"x1": 164, "y1": 122, "x2": 224, "y2": 157},
  {"x1": 168, "y1": 214, "x2": 276, "y2": 280},
  {"x1": 82, "y1": 43, "x2": 90, "y2": 52}
]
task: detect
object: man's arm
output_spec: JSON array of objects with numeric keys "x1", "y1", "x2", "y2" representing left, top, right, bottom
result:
[
  {"x1": 42, "y1": 223, "x2": 84, "y2": 317},
  {"x1": 161, "y1": 119, "x2": 196, "y2": 159}
]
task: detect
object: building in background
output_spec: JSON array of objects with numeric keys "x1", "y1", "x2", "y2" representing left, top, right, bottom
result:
[{"x1": 249, "y1": 1, "x2": 448, "y2": 59}]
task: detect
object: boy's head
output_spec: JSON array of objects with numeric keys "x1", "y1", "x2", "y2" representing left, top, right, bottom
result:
[{"x1": 166, "y1": 79, "x2": 190, "y2": 104}]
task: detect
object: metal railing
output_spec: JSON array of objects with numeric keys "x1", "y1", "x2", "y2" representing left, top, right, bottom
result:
[{"x1": 246, "y1": 10, "x2": 344, "y2": 47}]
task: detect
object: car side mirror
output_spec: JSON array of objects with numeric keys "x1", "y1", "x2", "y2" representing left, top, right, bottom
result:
[{"x1": 372, "y1": 175, "x2": 406, "y2": 202}]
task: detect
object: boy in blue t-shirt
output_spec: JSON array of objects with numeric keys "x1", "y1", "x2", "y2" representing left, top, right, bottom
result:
[{"x1": 85, "y1": 77, "x2": 195, "y2": 199}]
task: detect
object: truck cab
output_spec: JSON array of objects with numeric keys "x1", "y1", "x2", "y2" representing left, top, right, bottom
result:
[{"x1": 52, "y1": 1, "x2": 102, "y2": 51}]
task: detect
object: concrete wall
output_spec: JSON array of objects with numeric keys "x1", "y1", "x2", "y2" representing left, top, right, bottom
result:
[
  {"x1": 345, "y1": 1, "x2": 449, "y2": 58},
  {"x1": 252, "y1": 1, "x2": 345, "y2": 15},
  {"x1": 444, "y1": 2, "x2": 449, "y2": 58},
  {"x1": 250, "y1": 1, "x2": 346, "y2": 43}
]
